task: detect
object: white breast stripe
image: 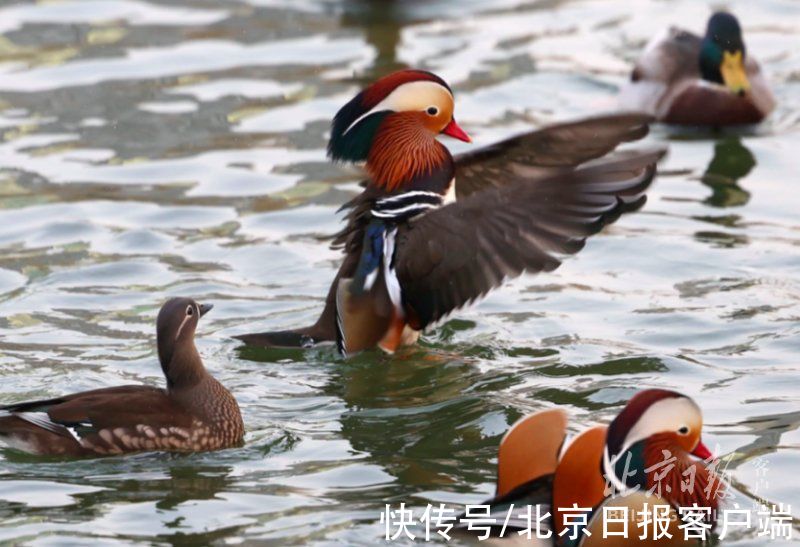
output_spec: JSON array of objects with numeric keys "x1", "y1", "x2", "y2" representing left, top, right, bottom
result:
[
  {"x1": 376, "y1": 190, "x2": 442, "y2": 205},
  {"x1": 371, "y1": 202, "x2": 438, "y2": 219},
  {"x1": 335, "y1": 284, "x2": 347, "y2": 355},
  {"x1": 383, "y1": 228, "x2": 403, "y2": 315},
  {"x1": 364, "y1": 268, "x2": 379, "y2": 291},
  {"x1": 443, "y1": 178, "x2": 456, "y2": 204},
  {"x1": 372, "y1": 190, "x2": 444, "y2": 221}
]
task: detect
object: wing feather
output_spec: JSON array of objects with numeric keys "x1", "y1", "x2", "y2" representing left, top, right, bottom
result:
[
  {"x1": 394, "y1": 149, "x2": 665, "y2": 328},
  {"x1": 454, "y1": 113, "x2": 654, "y2": 197}
]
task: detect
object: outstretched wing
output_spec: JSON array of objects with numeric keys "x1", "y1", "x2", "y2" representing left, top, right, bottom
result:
[
  {"x1": 394, "y1": 148, "x2": 666, "y2": 329},
  {"x1": 233, "y1": 116, "x2": 659, "y2": 349},
  {"x1": 453, "y1": 113, "x2": 654, "y2": 197}
]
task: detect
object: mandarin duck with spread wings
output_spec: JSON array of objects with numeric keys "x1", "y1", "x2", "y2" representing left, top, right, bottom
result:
[{"x1": 236, "y1": 70, "x2": 665, "y2": 355}]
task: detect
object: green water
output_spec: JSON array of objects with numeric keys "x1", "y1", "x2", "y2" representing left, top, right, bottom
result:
[{"x1": 0, "y1": 0, "x2": 798, "y2": 544}]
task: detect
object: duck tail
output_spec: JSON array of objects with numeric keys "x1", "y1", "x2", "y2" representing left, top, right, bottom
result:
[{"x1": 233, "y1": 328, "x2": 321, "y2": 349}]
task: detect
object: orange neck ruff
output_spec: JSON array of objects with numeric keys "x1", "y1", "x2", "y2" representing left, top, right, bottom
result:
[{"x1": 366, "y1": 113, "x2": 449, "y2": 192}]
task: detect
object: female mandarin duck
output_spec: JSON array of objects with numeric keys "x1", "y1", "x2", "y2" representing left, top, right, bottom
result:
[
  {"x1": 0, "y1": 298, "x2": 244, "y2": 457},
  {"x1": 620, "y1": 12, "x2": 775, "y2": 126},
  {"x1": 457, "y1": 389, "x2": 720, "y2": 545},
  {"x1": 237, "y1": 70, "x2": 665, "y2": 355}
]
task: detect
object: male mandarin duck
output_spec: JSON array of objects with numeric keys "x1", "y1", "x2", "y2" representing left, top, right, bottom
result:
[
  {"x1": 236, "y1": 69, "x2": 665, "y2": 355},
  {"x1": 456, "y1": 389, "x2": 721, "y2": 545},
  {"x1": 620, "y1": 12, "x2": 775, "y2": 126},
  {"x1": 0, "y1": 298, "x2": 244, "y2": 457}
]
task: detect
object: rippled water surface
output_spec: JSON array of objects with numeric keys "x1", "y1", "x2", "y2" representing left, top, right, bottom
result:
[{"x1": 0, "y1": 0, "x2": 799, "y2": 544}]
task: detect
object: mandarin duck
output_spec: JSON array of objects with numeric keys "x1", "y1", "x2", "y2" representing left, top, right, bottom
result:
[
  {"x1": 620, "y1": 12, "x2": 775, "y2": 126},
  {"x1": 456, "y1": 389, "x2": 720, "y2": 545},
  {"x1": 0, "y1": 298, "x2": 244, "y2": 457},
  {"x1": 236, "y1": 70, "x2": 665, "y2": 355}
]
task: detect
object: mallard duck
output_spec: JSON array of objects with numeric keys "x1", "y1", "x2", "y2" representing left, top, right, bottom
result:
[
  {"x1": 236, "y1": 69, "x2": 665, "y2": 355},
  {"x1": 620, "y1": 12, "x2": 775, "y2": 126},
  {"x1": 0, "y1": 299, "x2": 244, "y2": 457}
]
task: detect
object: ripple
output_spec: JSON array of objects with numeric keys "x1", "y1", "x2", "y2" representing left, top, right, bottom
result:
[{"x1": 0, "y1": 480, "x2": 105, "y2": 508}]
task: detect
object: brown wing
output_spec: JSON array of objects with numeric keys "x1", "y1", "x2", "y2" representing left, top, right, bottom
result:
[
  {"x1": 2, "y1": 386, "x2": 194, "y2": 456},
  {"x1": 394, "y1": 148, "x2": 665, "y2": 329},
  {"x1": 453, "y1": 113, "x2": 654, "y2": 197},
  {"x1": 236, "y1": 115, "x2": 656, "y2": 348},
  {"x1": 4, "y1": 385, "x2": 189, "y2": 436},
  {"x1": 46, "y1": 386, "x2": 189, "y2": 431}
]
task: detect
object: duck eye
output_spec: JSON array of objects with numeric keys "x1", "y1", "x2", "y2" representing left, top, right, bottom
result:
[
  {"x1": 678, "y1": 426, "x2": 690, "y2": 435},
  {"x1": 186, "y1": 305, "x2": 193, "y2": 316},
  {"x1": 426, "y1": 106, "x2": 439, "y2": 116}
]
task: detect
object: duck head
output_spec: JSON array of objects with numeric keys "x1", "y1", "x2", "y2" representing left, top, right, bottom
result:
[
  {"x1": 699, "y1": 12, "x2": 750, "y2": 96},
  {"x1": 156, "y1": 297, "x2": 213, "y2": 389},
  {"x1": 603, "y1": 389, "x2": 720, "y2": 514},
  {"x1": 328, "y1": 70, "x2": 470, "y2": 190}
]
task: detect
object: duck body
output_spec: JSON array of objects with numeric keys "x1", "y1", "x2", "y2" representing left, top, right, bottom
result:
[
  {"x1": 235, "y1": 70, "x2": 665, "y2": 356},
  {"x1": 620, "y1": 13, "x2": 775, "y2": 126},
  {"x1": 0, "y1": 299, "x2": 244, "y2": 458},
  {"x1": 456, "y1": 390, "x2": 720, "y2": 545}
]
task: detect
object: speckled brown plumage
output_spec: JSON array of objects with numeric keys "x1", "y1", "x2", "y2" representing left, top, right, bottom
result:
[{"x1": 0, "y1": 298, "x2": 244, "y2": 458}]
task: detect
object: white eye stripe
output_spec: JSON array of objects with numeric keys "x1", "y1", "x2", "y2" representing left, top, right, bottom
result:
[
  {"x1": 619, "y1": 397, "x2": 702, "y2": 455},
  {"x1": 342, "y1": 81, "x2": 453, "y2": 136},
  {"x1": 175, "y1": 307, "x2": 194, "y2": 340}
]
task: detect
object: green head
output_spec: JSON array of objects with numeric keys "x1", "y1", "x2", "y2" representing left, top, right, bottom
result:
[{"x1": 699, "y1": 12, "x2": 750, "y2": 96}]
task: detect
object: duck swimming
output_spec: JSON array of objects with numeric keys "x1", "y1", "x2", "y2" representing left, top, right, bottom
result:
[
  {"x1": 0, "y1": 298, "x2": 244, "y2": 457},
  {"x1": 620, "y1": 12, "x2": 775, "y2": 126},
  {"x1": 456, "y1": 389, "x2": 721, "y2": 545}
]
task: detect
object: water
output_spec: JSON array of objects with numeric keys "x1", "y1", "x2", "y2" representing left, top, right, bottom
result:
[{"x1": 0, "y1": 0, "x2": 798, "y2": 544}]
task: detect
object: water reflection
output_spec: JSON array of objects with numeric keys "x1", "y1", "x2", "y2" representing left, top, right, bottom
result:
[
  {"x1": 701, "y1": 136, "x2": 756, "y2": 208},
  {"x1": 691, "y1": 137, "x2": 755, "y2": 247},
  {"x1": 339, "y1": 0, "x2": 408, "y2": 77},
  {"x1": 337, "y1": 0, "x2": 492, "y2": 79},
  {"x1": 324, "y1": 350, "x2": 516, "y2": 490},
  {"x1": 155, "y1": 464, "x2": 235, "y2": 511},
  {"x1": 0, "y1": 458, "x2": 238, "y2": 543},
  {"x1": 723, "y1": 410, "x2": 800, "y2": 469},
  {"x1": 721, "y1": 409, "x2": 800, "y2": 519}
]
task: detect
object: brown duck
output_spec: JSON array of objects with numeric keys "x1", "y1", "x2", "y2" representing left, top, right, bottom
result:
[
  {"x1": 236, "y1": 70, "x2": 665, "y2": 355},
  {"x1": 0, "y1": 298, "x2": 244, "y2": 457}
]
